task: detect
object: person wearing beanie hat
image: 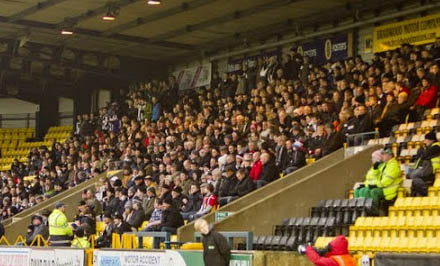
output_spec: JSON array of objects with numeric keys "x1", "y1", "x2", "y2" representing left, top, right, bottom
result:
[
  {"x1": 354, "y1": 149, "x2": 386, "y2": 212},
  {"x1": 26, "y1": 214, "x2": 49, "y2": 245},
  {"x1": 407, "y1": 131, "x2": 440, "y2": 196},
  {"x1": 283, "y1": 139, "x2": 307, "y2": 176}
]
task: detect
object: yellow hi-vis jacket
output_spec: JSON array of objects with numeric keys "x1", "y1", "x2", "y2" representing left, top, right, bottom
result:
[
  {"x1": 48, "y1": 209, "x2": 73, "y2": 237},
  {"x1": 377, "y1": 158, "x2": 402, "y2": 200}
]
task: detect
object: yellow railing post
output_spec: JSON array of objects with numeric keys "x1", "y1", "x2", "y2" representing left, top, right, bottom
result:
[
  {"x1": 0, "y1": 235, "x2": 11, "y2": 246},
  {"x1": 14, "y1": 235, "x2": 27, "y2": 246}
]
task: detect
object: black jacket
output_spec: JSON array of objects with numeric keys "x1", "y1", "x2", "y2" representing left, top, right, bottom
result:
[
  {"x1": 113, "y1": 221, "x2": 131, "y2": 235},
  {"x1": 96, "y1": 223, "x2": 114, "y2": 248},
  {"x1": 286, "y1": 149, "x2": 306, "y2": 169},
  {"x1": 322, "y1": 132, "x2": 344, "y2": 156},
  {"x1": 161, "y1": 206, "x2": 184, "y2": 229},
  {"x1": 182, "y1": 191, "x2": 203, "y2": 213},
  {"x1": 260, "y1": 161, "x2": 279, "y2": 183},
  {"x1": 216, "y1": 176, "x2": 238, "y2": 197},
  {"x1": 232, "y1": 177, "x2": 255, "y2": 197},
  {"x1": 275, "y1": 145, "x2": 290, "y2": 171},
  {"x1": 128, "y1": 209, "x2": 145, "y2": 229},
  {"x1": 202, "y1": 229, "x2": 231, "y2": 266}
]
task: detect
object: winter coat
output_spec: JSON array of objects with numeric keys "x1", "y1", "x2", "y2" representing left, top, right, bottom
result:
[
  {"x1": 202, "y1": 229, "x2": 231, "y2": 266},
  {"x1": 306, "y1": 235, "x2": 355, "y2": 266}
]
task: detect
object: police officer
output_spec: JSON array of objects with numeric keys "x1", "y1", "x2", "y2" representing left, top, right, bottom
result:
[{"x1": 48, "y1": 202, "x2": 73, "y2": 246}]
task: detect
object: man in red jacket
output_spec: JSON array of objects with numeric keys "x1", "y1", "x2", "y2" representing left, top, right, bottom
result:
[
  {"x1": 415, "y1": 76, "x2": 437, "y2": 108},
  {"x1": 305, "y1": 235, "x2": 355, "y2": 266},
  {"x1": 248, "y1": 151, "x2": 262, "y2": 182}
]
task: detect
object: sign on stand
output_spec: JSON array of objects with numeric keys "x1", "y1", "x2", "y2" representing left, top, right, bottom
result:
[{"x1": 215, "y1": 211, "x2": 234, "y2": 222}]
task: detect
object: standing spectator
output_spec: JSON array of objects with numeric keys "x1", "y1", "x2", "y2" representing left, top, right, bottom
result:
[
  {"x1": 48, "y1": 202, "x2": 73, "y2": 246},
  {"x1": 194, "y1": 218, "x2": 231, "y2": 266}
]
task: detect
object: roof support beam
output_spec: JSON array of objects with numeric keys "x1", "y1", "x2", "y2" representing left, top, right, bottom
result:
[
  {"x1": 65, "y1": 0, "x2": 143, "y2": 25},
  {"x1": 0, "y1": 18, "x2": 195, "y2": 50},
  {"x1": 147, "y1": 0, "x2": 300, "y2": 42},
  {"x1": 104, "y1": 0, "x2": 219, "y2": 36},
  {"x1": 8, "y1": 0, "x2": 70, "y2": 22}
]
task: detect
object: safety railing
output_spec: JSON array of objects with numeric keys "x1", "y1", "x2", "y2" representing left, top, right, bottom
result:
[
  {"x1": 346, "y1": 130, "x2": 379, "y2": 147},
  {"x1": 0, "y1": 234, "x2": 95, "y2": 248}
]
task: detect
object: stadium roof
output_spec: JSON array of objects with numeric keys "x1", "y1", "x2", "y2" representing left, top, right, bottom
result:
[{"x1": 0, "y1": 0, "x2": 408, "y2": 62}]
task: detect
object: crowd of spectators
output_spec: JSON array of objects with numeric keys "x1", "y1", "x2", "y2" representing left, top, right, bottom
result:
[{"x1": 0, "y1": 39, "x2": 439, "y2": 245}]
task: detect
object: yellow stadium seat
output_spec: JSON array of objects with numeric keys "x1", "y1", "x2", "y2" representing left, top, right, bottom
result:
[
  {"x1": 96, "y1": 222, "x2": 105, "y2": 235},
  {"x1": 138, "y1": 221, "x2": 149, "y2": 231},
  {"x1": 181, "y1": 242, "x2": 203, "y2": 250}
]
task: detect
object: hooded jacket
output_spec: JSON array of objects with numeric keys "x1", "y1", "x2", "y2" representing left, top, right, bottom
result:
[{"x1": 306, "y1": 235, "x2": 355, "y2": 266}]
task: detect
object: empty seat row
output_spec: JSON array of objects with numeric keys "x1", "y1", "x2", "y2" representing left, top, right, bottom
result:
[
  {"x1": 316, "y1": 236, "x2": 440, "y2": 253},
  {"x1": 253, "y1": 235, "x2": 297, "y2": 251},
  {"x1": 310, "y1": 198, "x2": 373, "y2": 225},
  {"x1": 349, "y1": 236, "x2": 440, "y2": 253},
  {"x1": 350, "y1": 216, "x2": 440, "y2": 238},
  {"x1": 274, "y1": 217, "x2": 337, "y2": 243},
  {"x1": 47, "y1": 125, "x2": 73, "y2": 133},
  {"x1": 388, "y1": 196, "x2": 440, "y2": 217}
]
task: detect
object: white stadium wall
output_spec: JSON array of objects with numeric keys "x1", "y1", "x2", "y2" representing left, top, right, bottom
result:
[
  {"x1": 0, "y1": 98, "x2": 37, "y2": 128},
  {"x1": 98, "y1": 89, "x2": 111, "y2": 109},
  {"x1": 58, "y1": 97, "x2": 74, "y2": 126}
]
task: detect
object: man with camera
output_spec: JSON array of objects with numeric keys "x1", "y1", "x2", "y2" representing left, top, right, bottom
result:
[{"x1": 298, "y1": 235, "x2": 355, "y2": 266}]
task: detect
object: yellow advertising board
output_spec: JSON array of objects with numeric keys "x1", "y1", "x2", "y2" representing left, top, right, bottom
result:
[{"x1": 373, "y1": 13, "x2": 440, "y2": 53}]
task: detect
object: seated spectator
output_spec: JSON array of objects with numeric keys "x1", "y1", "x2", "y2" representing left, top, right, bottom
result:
[
  {"x1": 414, "y1": 76, "x2": 437, "y2": 120},
  {"x1": 142, "y1": 187, "x2": 156, "y2": 220},
  {"x1": 231, "y1": 168, "x2": 255, "y2": 198},
  {"x1": 189, "y1": 183, "x2": 217, "y2": 221},
  {"x1": 315, "y1": 123, "x2": 344, "y2": 158},
  {"x1": 74, "y1": 203, "x2": 96, "y2": 236},
  {"x1": 217, "y1": 166, "x2": 238, "y2": 206},
  {"x1": 408, "y1": 131, "x2": 440, "y2": 196},
  {"x1": 171, "y1": 186, "x2": 184, "y2": 210},
  {"x1": 85, "y1": 189, "x2": 102, "y2": 217},
  {"x1": 354, "y1": 150, "x2": 385, "y2": 211},
  {"x1": 248, "y1": 152, "x2": 262, "y2": 182},
  {"x1": 26, "y1": 215, "x2": 48, "y2": 245},
  {"x1": 128, "y1": 200, "x2": 145, "y2": 231},
  {"x1": 142, "y1": 198, "x2": 162, "y2": 231},
  {"x1": 181, "y1": 184, "x2": 203, "y2": 219},
  {"x1": 71, "y1": 226, "x2": 90, "y2": 248},
  {"x1": 376, "y1": 93, "x2": 401, "y2": 137},
  {"x1": 283, "y1": 141, "x2": 306, "y2": 175},
  {"x1": 257, "y1": 153, "x2": 278, "y2": 188},
  {"x1": 112, "y1": 213, "x2": 131, "y2": 235},
  {"x1": 95, "y1": 213, "x2": 114, "y2": 248},
  {"x1": 377, "y1": 149, "x2": 403, "y2": 209}
]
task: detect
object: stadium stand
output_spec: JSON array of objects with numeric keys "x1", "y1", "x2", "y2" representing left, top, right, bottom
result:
[{"x1": 0, "y1": 2, "x2": 440, "y2": 265}]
